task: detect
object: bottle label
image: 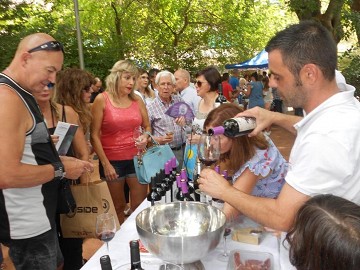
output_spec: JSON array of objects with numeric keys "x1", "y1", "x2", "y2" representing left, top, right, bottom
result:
[{"x1": 232, "y1": 117, "x2": 256, "y2": 132}]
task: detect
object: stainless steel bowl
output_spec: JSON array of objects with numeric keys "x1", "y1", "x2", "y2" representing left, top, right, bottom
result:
[{"x1": 136, "y1": 202, "x2": 226, "y2": 264}]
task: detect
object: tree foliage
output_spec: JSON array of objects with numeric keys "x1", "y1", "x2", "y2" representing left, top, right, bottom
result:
[
  {"x1": 0, "y1": 0, "x2": 358, "y2": 85},
  {"x1": 0, "y1": 0, "x2": 297, "y2": 78}
]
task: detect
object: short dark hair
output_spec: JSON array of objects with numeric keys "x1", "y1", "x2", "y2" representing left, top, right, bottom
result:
[
  {"x1": 265, "y1": 20, "x2": 337, "y2": 82},
  {"x1": 222, "y1": 72, "x2": 230, "y2": 82},
  {"x1": 286, "y1": 194, "x2": 360, "y2": 270},
  {"x1": 195, "y1": 66, "x2": 221, "y2": 92}
]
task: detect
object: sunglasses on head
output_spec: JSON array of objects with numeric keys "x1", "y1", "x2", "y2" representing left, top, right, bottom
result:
[
  {"x1": 47, "y1": 82, "x2": 55, "y2": 89},
  {"x1": 195, "y1": 80, "x2": 207, "y2": 87},
  {"x1": 28, "y1": 41, "x2": 65, "y2": 54}
]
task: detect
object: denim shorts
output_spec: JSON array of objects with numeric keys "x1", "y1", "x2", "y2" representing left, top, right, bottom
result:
[
  {"x1": 9, "y1": 227, "x2": 63, "y2": 270},
  {"x1": 99, "y1": 159, "x2": 136, "y2": 181}
]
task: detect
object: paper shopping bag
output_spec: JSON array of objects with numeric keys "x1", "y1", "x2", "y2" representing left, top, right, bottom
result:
[{"x1": 60, "y1": 180, "x2": 120, "y2": 238}]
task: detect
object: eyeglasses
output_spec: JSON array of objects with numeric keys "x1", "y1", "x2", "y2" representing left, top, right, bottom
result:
[
  {"x1": 47, "y1": 82, "x2": 55, "y2": 89},
  {"x1": 28, "y1": 41, "x2": 64, "y2": 54},
  {"x1": 195, "y1": 80, "x2": 207, "y2": 87}
]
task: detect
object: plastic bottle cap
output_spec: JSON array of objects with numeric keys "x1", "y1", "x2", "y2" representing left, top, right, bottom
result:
[{"x1": 210, "y1": 126, "x2": 225, "y2": 136}]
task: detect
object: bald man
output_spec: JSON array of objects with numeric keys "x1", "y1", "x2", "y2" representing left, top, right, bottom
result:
[
  {"x1": 174, "y1": 69, "x2": 201, "y2": 115},
  {"x1": 0, "y1": 33, "x2": 93, "y2": 269}
]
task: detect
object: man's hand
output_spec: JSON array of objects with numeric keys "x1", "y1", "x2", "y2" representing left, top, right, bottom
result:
[
  {"x1": 235, "y1": 107, "x2": 274, "y2": 137},
  {"x1": 60, "y1": 156, "x2": 94, "y2": 180}
]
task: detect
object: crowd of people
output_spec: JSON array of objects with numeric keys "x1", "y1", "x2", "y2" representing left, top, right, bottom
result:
[{"x1": 1, "y1": 20, "x2": 360, "y2": 270}]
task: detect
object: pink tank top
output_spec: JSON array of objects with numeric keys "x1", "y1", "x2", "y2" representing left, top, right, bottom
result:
[{"x1": 101, "y1": 92, "x2": 143, "y2": 160}]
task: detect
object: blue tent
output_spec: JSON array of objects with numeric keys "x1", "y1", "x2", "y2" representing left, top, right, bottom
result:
[{"x1": 225, "y1": 49, "x2": 268, "y2": 70}]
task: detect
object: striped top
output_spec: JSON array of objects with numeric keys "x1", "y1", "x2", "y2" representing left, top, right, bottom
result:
[{"x1": 0, "y1": 74, "x2": 60, "y2": 241}]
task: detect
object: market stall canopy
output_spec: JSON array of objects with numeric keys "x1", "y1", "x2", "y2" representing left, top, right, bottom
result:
[{"x1": 225, "y1": 49, "x2": 268, "y2": 70}]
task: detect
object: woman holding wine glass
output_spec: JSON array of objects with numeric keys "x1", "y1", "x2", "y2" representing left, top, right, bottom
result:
[
  {"x1": 91, "y1": 60, "x2": 150, "y2": 224},
  {"x1": 202, "y1": 103, "x2": 288, "y2": 221}
]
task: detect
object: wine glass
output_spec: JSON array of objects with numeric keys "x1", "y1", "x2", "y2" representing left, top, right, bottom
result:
[
  {"x1": 197, "y1": 134, "x2": 220, "y2": 168},
  {"x1": 217, "y1": 227, "x2": 232, "y2": 262},
  {"x1": 164, "y1": 125, "x2": 174, "y2": 146},
  {"x1": 96, "y1": 213, "x2": 116, "y2": 256},
  {"x1": 195, "y1": 134, "x2": 220, "y2": 203},
  {"x1": 133, "y1": 126, "x2": 144, "y2": 163}
]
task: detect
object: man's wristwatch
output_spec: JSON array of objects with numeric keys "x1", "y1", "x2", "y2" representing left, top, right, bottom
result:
[{"x1": 51, "y1": 162, "x2": 66, "y2": 180}]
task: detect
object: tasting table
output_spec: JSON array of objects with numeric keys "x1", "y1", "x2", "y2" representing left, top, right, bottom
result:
[{"x1": 81, "y1": 200, "x2": 282, "y2": 270}]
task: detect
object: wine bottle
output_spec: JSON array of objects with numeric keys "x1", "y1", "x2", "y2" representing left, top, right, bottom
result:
[
  {"x1": 175, "y1": 174, "x2": 182, "y2": 201},
  {"x1": 163, "y1": 162, "x2": 172, "y2": 203},
  {"x1": 130, "y1": 240, "x2": 144, "y2": 270},
  {"x1": 180, "y1": 168, "x2": 195, "y2": 195},
  {"x1": 179, "y1": 179, "x2": 194, "y2": 201},
  {"x1": 193, "y1": 160, "x2": 201, "y2": 202},
  {"x1": 155, "y1": 172, "x2": 166, "y2": 204},
  {"x1": 147, "y1": 176, "x2": 161, "y2": 206},
  {"x1": 208, "y1": 117, "x2": 256, "y2": 137},
  {"x1": 100, "y1": 255, "x2": 113, "y2": 270},
  {"x1": 215, "y1": 83, "x2": 228, "y2": 106}
]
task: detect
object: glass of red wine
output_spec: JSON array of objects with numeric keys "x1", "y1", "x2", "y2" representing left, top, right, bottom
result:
[
  {"x1": 96, "y1": 213, "x2": 117, "y2": 257},
  {"x1": 198, "y1": 134, "x2": 220, "y2": 168},
  {"x1": 196, "y1": 134, "x2": 220, "y2": 203}
]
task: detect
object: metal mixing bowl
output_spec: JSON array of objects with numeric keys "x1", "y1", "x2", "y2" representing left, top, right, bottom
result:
[{"x1": 136, "y1": 202, "x2": 226, "y2": 264}]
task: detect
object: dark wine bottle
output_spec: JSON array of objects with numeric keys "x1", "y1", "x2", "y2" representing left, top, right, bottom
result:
[
  {"x1": 100, "y1": 255, "x2": 113, "y2": 270},
  {"x1": 193, "y1": 160, "x2": 201, "y2": 202},
  {"x1": 179, "y1": 179, "x2": 194, "y2": 201},
  {"x1": 175, "y1": 174, "x2": 182, "y2": 201},
  {"x1": 215, "y1": 83, "x2": 228, "y2": 106},
  {"x1": 208, "y1": 117, "x2": 256, "y2": 137},
  {"x1": 147, "y1": 176, "x2": 161, "y2": 206},
  {"x1": 164, "y1": 162, "x2": 172, "y2": 203},
  {"x1": 130, "y1": 240, "x2": 144, "y2": 270}
]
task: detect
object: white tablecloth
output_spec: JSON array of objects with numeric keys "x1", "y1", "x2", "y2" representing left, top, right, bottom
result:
[{"x1": 81, "y1": 200, "x2": 282, "y2": 270}]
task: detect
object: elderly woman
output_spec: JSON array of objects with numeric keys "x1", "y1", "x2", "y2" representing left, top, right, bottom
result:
[{"x1": 91, "y1": 59, "x2": 150, "y2": 224}]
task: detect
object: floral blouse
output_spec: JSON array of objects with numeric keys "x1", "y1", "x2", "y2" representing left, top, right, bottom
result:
[{"x1": 232, "y1": 135, "x2": 288, "y2": 198}]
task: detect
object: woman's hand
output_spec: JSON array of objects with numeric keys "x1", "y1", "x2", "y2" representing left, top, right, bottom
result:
[
  {"x1": 102, "y1": 162, "x2": 119, "y2": 181},
  {"x1": 135, "y1": 134, "x2": 149, "y2": 149}
]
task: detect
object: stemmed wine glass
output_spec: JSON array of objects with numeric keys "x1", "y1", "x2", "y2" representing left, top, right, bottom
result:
[
  {"x1": 195, "y1": 134, "x2": 220, "y2": 203},
  {"x1": 96, "y1": 213, "x2": 117, "y2": 257},
  {"x1": 197, "y1": 134, "x2": 220, "y2": 167},
  {"x1": 133, "y1": 126, "x2": 144, "y2": 164},
  {"x1": 217, "y1": 227, "x2": 232, "y2": 262}
]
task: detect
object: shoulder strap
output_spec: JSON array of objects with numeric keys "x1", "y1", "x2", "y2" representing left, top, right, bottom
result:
[
  {"x1": 145, "y1": 131, "x2": 160, "y2": 146},
  {"x1": 61, "y1": 104, "x2": 67, "y2": 122}
]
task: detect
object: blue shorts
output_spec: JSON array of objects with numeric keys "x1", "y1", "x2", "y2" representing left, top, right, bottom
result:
[
  {"x1": 8, "y1": 227, "x2": 63, "y2": 270},
  {"x1": 99, "y1": 159, "x2": 136, "y2": 181}
]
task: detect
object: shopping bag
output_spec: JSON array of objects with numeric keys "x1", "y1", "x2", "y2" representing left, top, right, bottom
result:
[
  {"x1": 60, "y1": 180, "x2": 120, "y2": 238},
  {"x1": 134, "y1": 132, "x2": 177, "y2": 184}
]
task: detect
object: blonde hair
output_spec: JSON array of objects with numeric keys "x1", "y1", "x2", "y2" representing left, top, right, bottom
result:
[{"x1": 105, "y1": 59, "x2": 138, "y2": 101}]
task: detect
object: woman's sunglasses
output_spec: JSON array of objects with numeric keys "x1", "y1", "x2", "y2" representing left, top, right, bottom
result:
[{"x1": 195, "y1": 80, "x2": 207, "y2": 87}]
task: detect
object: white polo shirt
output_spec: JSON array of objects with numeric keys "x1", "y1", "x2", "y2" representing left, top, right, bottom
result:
[{"x1": 286, "y1": 87, "x2": 360, "y2": 203}]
